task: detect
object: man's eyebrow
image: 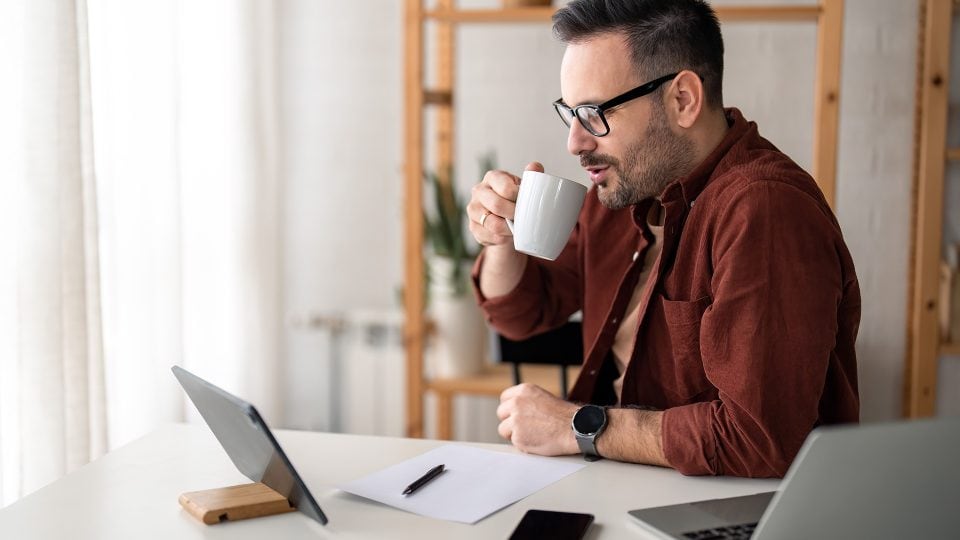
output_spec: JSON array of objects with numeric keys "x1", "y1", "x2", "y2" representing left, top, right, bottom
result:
[{"x1": 557, "y1": 97, "x2": 601, "y2": 108}]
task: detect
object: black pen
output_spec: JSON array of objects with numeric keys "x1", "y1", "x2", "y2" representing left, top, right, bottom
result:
[{"x1": 402, "y1": 464, "x2": 445, "y2": 496}]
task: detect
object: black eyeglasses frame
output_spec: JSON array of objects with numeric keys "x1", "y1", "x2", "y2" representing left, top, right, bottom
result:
[{"x1": 552, "y1": 72, "x2": 680, "y2": 137}]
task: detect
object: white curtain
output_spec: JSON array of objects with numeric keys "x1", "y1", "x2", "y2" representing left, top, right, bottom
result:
[
  {"x1": 0, "y1": 0, "x2": 281, "y2": 506},
  {"x1": 0, "y1": 0, "x2": 107, "y2": 507}
]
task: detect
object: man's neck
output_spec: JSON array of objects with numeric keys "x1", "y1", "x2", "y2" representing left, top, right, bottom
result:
[{"x1": 690, "y1": 107, "x2": 730, "y2": 167}]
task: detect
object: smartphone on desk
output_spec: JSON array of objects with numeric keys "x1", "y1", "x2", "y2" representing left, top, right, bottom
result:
[{"x1": 509, "y1": 509, "x2": 595, "y2": 540}]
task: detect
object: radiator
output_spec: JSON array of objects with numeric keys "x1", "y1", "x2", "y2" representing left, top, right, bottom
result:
[
  {"x1": 297, "y1": 308, "x2": 502, "y2": 441},
  {"x1": 301, "y1": 309, "x2": 406, "y2": 436}
]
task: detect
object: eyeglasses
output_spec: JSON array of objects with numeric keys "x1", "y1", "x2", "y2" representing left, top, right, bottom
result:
[{"x1": 552, "y1": 73, "x2": 679, "y2": 137}]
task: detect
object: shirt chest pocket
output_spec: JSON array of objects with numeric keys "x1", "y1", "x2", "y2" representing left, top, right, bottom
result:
[{"x1": 658, "y1": 295, "x2": 713, "y2": 401}]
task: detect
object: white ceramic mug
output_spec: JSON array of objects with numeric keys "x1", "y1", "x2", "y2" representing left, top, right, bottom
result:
[{"x1": 506, "y1": 170, "x2": 591, "y2": 261}]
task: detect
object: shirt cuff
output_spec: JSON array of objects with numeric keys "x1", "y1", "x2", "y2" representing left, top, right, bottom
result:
[
  {"x1": 661, "y1": 403, "x2": 720, "y2": 476},
  {"x1": 470, "y1": 249, "x2": 545, "y2": 339}
]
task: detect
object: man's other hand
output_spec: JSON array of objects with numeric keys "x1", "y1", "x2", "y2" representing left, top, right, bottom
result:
[{"x1": 496, "y1": 382, "x2": 579, "y2": 456}]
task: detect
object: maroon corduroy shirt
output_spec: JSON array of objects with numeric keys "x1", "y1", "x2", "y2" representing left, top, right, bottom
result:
[{"x1": 473, "y1": 108, "x2": 860, "y2": 478}]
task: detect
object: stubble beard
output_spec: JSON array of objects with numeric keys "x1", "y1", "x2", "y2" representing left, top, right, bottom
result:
[{"x1": 588, "y1": 105, "x2": 696, "y2": 210}]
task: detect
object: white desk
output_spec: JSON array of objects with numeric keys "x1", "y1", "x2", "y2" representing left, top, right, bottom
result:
[{"x1": 0, "y1": 424, "x2": 777, "y2": 539}]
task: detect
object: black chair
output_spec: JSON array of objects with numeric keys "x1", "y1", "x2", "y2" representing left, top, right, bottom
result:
[{"x1": 497, "y1": 321, "x2": 584, "y2": 400}]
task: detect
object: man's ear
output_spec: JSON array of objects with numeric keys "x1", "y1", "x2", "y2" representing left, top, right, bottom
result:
[{"x1": 667, "y1": 70, "x2": 704, "y2": 129}]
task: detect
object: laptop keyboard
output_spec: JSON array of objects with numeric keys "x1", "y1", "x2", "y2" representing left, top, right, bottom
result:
[{"x1": 682, "y1": 522, "x2": 757, "y2": 540}]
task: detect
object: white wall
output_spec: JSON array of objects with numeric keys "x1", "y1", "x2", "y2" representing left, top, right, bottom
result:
[
  {"x1": 278, "y1": 0, "x2": 404, "y2": 430},
  {"x1": 833, "y1": 0, "x2": 922, "y2": 421},
  {"x1": 277, "y1": 0, "x2": 958, "y2": 440}
]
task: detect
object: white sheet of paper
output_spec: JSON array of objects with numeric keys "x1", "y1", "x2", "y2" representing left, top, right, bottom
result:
[{"x1": 338, "y1": 444, "x2": 585, "y2": 524}]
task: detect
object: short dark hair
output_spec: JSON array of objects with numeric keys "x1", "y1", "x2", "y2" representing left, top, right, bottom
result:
[{"x1": 553, "y1": 0, "x2": 724, "y2": 109}]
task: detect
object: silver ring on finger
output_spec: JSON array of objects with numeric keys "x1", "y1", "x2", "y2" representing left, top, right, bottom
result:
[{"x1": 479, "y1": 211, "x2": 491, "y2": 228}]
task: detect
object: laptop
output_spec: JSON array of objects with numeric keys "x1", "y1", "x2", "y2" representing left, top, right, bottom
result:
[
  {"x1": 171, "y1": 365, "x2": 328, "y2": 525},
  {"x1": 628, "y1": 417, "x2": 960, "y2": 539}
]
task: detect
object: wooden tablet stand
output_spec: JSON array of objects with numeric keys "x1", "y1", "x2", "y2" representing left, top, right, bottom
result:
[{"x1": 179, "y1": 482, "x2": 296, "y2": 525}]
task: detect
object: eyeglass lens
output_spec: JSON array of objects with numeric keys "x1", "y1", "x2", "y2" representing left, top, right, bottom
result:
[
  {"x1": 555, "y1": 104, "x2": 608, "y2": 136},
  {"x1": 575, "y1": 107, "x2": 607, "y2": 136}
]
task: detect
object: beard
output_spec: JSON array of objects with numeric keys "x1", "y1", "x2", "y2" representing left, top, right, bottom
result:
[{"x1": 581, "y1": 104, "x2": 696, "y2": 210}]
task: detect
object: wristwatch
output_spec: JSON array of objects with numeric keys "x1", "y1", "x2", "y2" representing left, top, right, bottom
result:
[{"x1": 571, "y1": 404, "x2": 607, "y2": 461}]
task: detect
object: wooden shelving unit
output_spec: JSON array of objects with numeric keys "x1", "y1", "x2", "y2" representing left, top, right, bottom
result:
[
  {"x1": 424, "y1": 5, "x2": 825, "y2": 23},
  {"x1": 426, "y1": 364, "x2": 580, "y2": 440},
  {"x1": 906, "y1": 0, "x2": 956, "y2": 417},
  {"x1": 942, "y1": 342, "x2": 960, "y2": 356},
  {"x1": 403, "y1": 1, "x2": 845, "y2": 438}
]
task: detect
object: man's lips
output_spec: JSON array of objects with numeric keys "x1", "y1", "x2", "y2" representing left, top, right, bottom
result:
[{"x1": 585, "y1": 165, "x2": 609, "y2": 185}]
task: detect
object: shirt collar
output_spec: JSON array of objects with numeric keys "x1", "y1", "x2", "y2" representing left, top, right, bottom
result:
[
  {"x1": 630, "y1": 108, "x2": 752, "y2": 231},
  {"x1": 660, "y1": 107, "x2": 751, "y2": 206}
]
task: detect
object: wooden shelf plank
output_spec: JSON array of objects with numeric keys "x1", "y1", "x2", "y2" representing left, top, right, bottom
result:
[
  {"x1": 425, "y1": 7, "x2": 553, "y2": 23},
  {"x1": 947, "y1": 148, "x2": 960, "y2": 161},
  {"x1": 426, "y1": 364, "x2": 579, "y2": 397},
  {"x1": 404, "y1": 0, "x2": 427, "y2": 439},
  {"x1": 424, "y1": 5, "x2": 822, "y2": 24},
  {"x1": 812, "y1": 0, "x2": 843, "y2": 209},
  {"x1": 942, "y1": 342, "x2": 960, "y2": 356},
  {"x1": 907, "y1": 0, "x2": 953, "y2": 418},
  {"x1": 713, "y1": 5, "x2": 822, "y2": 21},
  {"x1": 426, "y1": 364, "x2": 580, "y2": 440},
  {"x1": 423, "y1": 89, "x2": 452, "y2": 106}
]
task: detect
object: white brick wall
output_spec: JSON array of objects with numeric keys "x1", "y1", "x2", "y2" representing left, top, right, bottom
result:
[{"x1": 835, "y1": 0, "x2": 923, "y2": 420}]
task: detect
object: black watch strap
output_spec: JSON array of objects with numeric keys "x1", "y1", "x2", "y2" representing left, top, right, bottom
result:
[{"x1": 576, "y1": 433, "x2": 602, "y2": 461}]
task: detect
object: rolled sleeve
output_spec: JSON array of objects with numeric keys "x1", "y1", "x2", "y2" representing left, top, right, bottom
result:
[
  {"x1": 471, "y1": 228, "x2": 583, "y2": 341},
  {"x1": 471, "y1": 251, "x2": 559, "y2": 340}
]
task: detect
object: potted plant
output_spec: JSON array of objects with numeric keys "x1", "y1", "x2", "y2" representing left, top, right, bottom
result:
[
  {"x1": 423, "y1": 168, "x2": 475, "y2": 297},
  {"x1": 422, "y1": 153, "x2": 495, "y2": 378},
  {"x1": 423, "y1": 152, "x2": 495, "y2": 297}
]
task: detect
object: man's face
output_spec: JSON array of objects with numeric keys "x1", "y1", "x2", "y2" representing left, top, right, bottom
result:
[{"x1": 560, "y1": 33, "x2": 694, "y2": 209}]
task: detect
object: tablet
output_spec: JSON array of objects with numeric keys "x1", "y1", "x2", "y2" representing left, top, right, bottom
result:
[{"x1": 171, "y1": 366, "x2": 328, "y2": 525}]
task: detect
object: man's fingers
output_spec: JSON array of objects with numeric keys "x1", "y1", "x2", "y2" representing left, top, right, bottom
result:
[
  {"x1": 499, "y1": 383, "x2": 526, "y2": 402},
  {"x1": 467, "y1": 185, "x2": 515, "y2": 245},
  {"x1": 476, "y1": 182, "x2": 517, "y2": 219},
  {"x1": 466, "y1": 199, "x2": 497, "y2": 229},
  {"x1": 480, "y1": 214, "x2": 512, "y2": 237},
  {"x1": 524, "y1": 161, "x2": 545, "y2": 173},
  {"x1": 500, "y1": 382, "x2": 546, "y2": 402},
  {"x1": 484, "y1": 170, "x2": 522, "y2": 201},
  {"x1": 497, "y1": 417, "x2": 513, "y2": 442},
  {"x1": 468, "y1": 219, "x2": 512, "y2": 248},
  {"x1": 495, "y1": 399, "x2": 512, "y2": 421}
]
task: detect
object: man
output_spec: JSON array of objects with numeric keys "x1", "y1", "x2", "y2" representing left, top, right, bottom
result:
[{"x1": 466, "y1": 0, "x2": 860, "y2": 478}]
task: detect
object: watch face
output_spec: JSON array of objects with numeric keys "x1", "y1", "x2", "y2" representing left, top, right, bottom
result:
[{"x1": 573, "y1": 405, "x2": 605, "y2": 435}]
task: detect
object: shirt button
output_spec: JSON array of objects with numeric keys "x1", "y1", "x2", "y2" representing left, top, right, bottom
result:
[
  {"x1": 632, "y1": 251, "x2": 639, "y2": 262},
  {"x1": 610, "y1": 318, "x2": 618, "y2": 325},
  {"x1": 589, "y1": 370, "x2": 597, "y2": 376}
]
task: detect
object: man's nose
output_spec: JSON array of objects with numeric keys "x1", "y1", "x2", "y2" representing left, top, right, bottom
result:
[{"x1": 567, "y1": 118, "x2": 598, "y2": 156}]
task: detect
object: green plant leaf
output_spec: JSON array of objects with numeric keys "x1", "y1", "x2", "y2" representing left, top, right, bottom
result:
[{"x1": 422, "y1": 151, "x2": 497, "y2": 295}]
